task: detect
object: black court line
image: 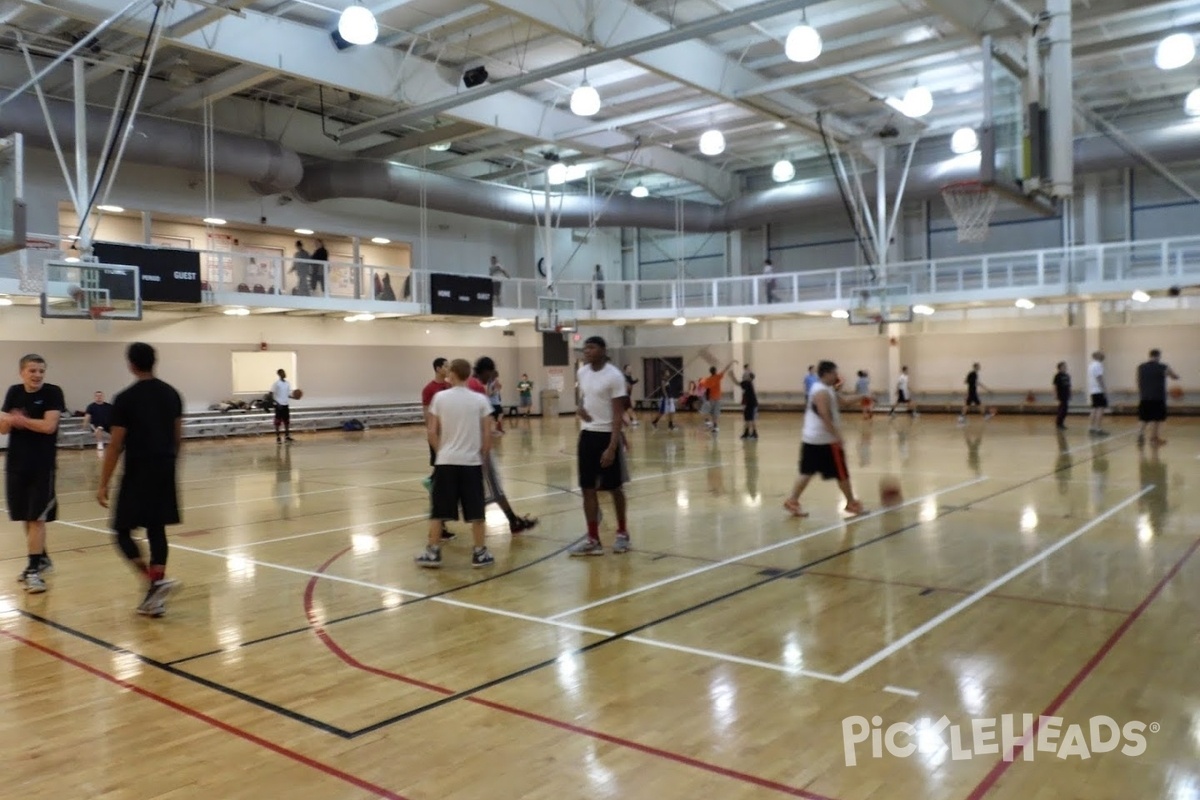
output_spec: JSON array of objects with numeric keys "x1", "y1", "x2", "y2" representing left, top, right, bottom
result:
[
  {"x1": 165, "y1": 539, "x2": 577, "y2": 666},
  {"x1": 13, "y1": 609, "x2": 355, "y2": 739},
  {"x1": 343, "y1": 438, "x2": 1136, "y2": 738}
]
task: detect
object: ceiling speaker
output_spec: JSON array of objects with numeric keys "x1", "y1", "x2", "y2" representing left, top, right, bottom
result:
[{"x1": 463, "y1": 66, "x2": 489, "y2": 88}]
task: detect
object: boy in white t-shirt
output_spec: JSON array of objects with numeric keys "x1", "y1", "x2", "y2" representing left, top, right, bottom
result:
[
  {"x1": 271, "y1": 369, "x2": 293, "y2": 443},
  {"x1": 570, "y1": 336, "x2": 631, "y2": 556},
  {"x1": 1087, "y1": 351, "x2": 1108, "y2": 436},
  {"x1": 416, "y1": 359, "x2": 495, "y2": 568},
  {"x1": 888, "y1": 366, "x2": 916, "y2": 417}
]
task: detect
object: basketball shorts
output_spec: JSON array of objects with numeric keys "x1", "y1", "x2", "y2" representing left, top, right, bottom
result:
[
  {"x1": 6, "y1": 469, "x2": 56, "y2": 522},
  {"x1": 860, "y1": 397, "x2": 874, "y2": 409},
  {"x1": 1138, "y1": 399, "x2": 1167, "y2": 423},
  {"x1": 743, "y1": 404, "x2": 758, "y2": 422},
  {"x1": 519, "y1": 394, "x2": 532, "y2": 407},
  {"x1": 896, "y1": 390, "x2": 909, "y2": 404},
  {"x1": 430, "y1": 464, "x2": 485, "y2": 522},
  {"x1": 491, "y1": 404, "x2": 503, "y2": 419},
  {"x1": 799, "y1": 442, "x2": 849, "y2": 482},
  {"x1": 112, "y1": 462, "x2": 180, "y2": 529},
  {"x1": 966, "y1": 390, "x2": 981, "y2": 407},
  {"x1": 659, "y1": 397, "x2": 676, "y2": 415},
  {"x1": 578, "y1": 430, "x2": 627, "y2": 491},
  {"x1": 1091, "y1": 393, "x2": 1108, "y2": 409},
  {"x1": 274, "y1": 405, "x2": 290, "y2": 423}
]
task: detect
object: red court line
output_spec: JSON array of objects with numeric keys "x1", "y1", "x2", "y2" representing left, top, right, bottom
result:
[
  {"x1": 0, "y1": 628, "x2": 409, "y2": 800},
  {"x1": 964, "y1": 534, "x2": 1200, "y2": 800},
  {"x1": 304, "y1": 549, "x2": 837, "y2": 800},
  {"x1": 804, "y1": 569, "x2": 1131, "y2": 616}
]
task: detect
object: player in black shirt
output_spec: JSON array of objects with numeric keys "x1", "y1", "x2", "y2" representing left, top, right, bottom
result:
[
  {"x1": 1053, "y1": 362, "x2": 1072, "y2": 430},
  {"x1": 84, "y1": 390, "x2": 113, "y2": 451},
  {"x1": 2, "y1": 354, "x2": 66, "y2": 593},
  {"x1": 98, "y1": 343, "x2": 185, "y2": 617},
  {"x1": 958, "y1": 362, "x2": 993, "y2": 424},
  {"x1": 1136, "y1": 348, "x2": 1180, "y2": 447},
  {"x1": 738, "y1": 366, "x2": 759, "y2": 439}
]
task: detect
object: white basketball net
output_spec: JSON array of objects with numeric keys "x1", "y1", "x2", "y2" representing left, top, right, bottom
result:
[{"x1": 942, "y1": 182, "x2": 998, "y2": 243}]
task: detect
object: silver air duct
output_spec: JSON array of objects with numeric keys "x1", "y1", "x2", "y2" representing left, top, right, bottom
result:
[{"x1": 0, "y1": 93, "x2": 303, "y2": 194}]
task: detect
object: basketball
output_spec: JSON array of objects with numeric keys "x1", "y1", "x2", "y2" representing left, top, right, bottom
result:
[
  {"x1": 1169, "y1": 385, "x2": 1183, "y2": 399},
  {"x1": 879, "y1": 477, "x2": 903, "y2": 507},
  {"x1": 291, "y1": 389, "x2": 303, "y2": 400}
]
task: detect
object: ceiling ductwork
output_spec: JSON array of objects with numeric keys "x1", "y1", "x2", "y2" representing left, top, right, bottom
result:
[
  {"x1": 0, "y1": 93, "x2": 303, "y2": 194},
  {"x1": 297, "y1": 121, "x2": 1200, "y2": 232}
]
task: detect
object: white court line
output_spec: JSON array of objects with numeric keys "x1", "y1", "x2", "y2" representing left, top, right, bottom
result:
[
  {"x1": 624, "y1": 635, "x2": 841, "y2": 681},
  {"x1": 883, "y1": 685, "x2": 921, "y2": 697},
  {"x1": 1062, "y1": 429, "x2": 1137, "y2": 455},
  {"x1": 547, "y1": 476, "x2": 991, "y2": 620},
  {"x1": 835, "y1": 485, "x2": 1153, "y2": 683},
  {"x1": 54, "y1": 513, "x2": 846, "y2": 681}
]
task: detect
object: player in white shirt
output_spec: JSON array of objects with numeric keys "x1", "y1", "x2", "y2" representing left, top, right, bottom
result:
[
  {"x1": 570, "y1": 336, "x2": 631, "y2": 556},
  {"x1": 271, "y1": 369, "x2": 293, "y2": 443},
  {"x1": 1087, "y1": 351, "x2": 1108, "y2": 436},
  {"x1": 415, "y1": 359, "x2": 495, "y2": 569},
  {"x1": 783, "y1": 360, "x2": 866, "y2": 518},
  {"x1": 888, "y1": 365, "x2": 917, "y2": 417}
]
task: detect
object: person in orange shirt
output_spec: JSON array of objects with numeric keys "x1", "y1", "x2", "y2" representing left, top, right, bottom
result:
[{"x1": 698, "y1": 361, "x2": 735, "y2": 432}]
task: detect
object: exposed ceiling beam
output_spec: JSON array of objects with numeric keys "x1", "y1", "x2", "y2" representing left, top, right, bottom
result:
[
  {"x1": 378, "y1": 3, "x2": 490, "y2": 47},
  {"x1": 38, "y1": 0, "x2": 735, "y2": 197},
  {"x1": 148, "y1": 63, "x2": 274, "y2": 114},
  {"x1": 738, "y1": 39, "x2": 970, "y2": 98},
  {"x1": 354, "y1": 120, "x2": 483, "y2": 159},
  {"x1": 555, "y1": 97, "x2": 714, "y2": 139},
  {"x1": 337, "y1": 0, "x2": 854, "y2": 142},
  {"x1": 429, "y1": 139, "x2": 536, "y2": 170}
]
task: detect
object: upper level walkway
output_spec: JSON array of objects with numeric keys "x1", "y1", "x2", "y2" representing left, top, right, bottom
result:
[{"x1": 2, "y1": 234, "x2": 1197, "y2": 324}]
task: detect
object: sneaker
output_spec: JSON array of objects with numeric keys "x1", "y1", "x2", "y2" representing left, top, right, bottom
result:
[
  {"x1": 422, "y1": 476, "x2": 434, "y2": 493},
  {"x1": 439, "y1": 528, "x2": 457, "y2": 542},
  {"x1": 285, "y1": 435, "x2": 295, "y2": 443},
  {"x1": 137, "y1": 579, "x2": 178, "y2": 617},
  {"x1": 612, "y1": 534, "x2": 631, "y2": 554},
  {"x1": 17, "y1": 556, "x2": 52, "y2": 583},
  {"x1": 510, "y1": 515, "x2": 538, "y2": 534},
  {"x1": 472, "y1": 548, "x2": 495, "y2": 568},
  {"x1": 276, "y1": 437, "x2": 282, "y2": 444},
  {"x1": 23, "y1": 570, "x2": 46, "y2": 593},
  {"x1": 415, "y1": 546, "x2": 442, "y2": 568},
  {"x1": 569, "y1": 538, "x2": 605, "y2": 557}
]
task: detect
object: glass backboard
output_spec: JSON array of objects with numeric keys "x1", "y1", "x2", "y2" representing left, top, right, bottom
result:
[
  {"x1": 40, "y1": 260, "x2": 143, "y2": 320},
  {"x1": 0, "y1": 134, "x2": 26, "y2": 256}
]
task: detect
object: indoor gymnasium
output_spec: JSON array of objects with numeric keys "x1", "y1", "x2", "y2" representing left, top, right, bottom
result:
[{"x1": 1, "y1": 0, "x2": 1199, "y2": 798}]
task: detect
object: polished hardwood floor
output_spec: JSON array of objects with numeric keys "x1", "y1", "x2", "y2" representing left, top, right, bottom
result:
[{"x1": 2, "y1": 410, "x2": 1197, "y2": 799}]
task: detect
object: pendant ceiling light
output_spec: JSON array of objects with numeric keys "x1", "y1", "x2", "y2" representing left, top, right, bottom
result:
[
  {"x1": 338, "y1": 3, "x2": 378, "y2": 46},
  {"x1": 699, "y1": 129, "x2": 725, "y2": 156},
  {"x1": 784, "y1": 24, "x2": 822, "y2": 63},
  {"x1": 570, "y1": 82, "x2": 601, "y2": 117}
]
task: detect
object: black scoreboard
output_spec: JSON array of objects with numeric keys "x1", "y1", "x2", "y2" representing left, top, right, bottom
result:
[{"x1": 430, "y1": 273, "x2": 494, "y2": 316}]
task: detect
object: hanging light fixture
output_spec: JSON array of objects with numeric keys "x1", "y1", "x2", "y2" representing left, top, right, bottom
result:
[
  {"x1": 1186, "y1": 88, "x2": 1200, "y2": 116},
  {"x1": 547, "y1": 163, "x2": 568, "y2": 185},
  {"x1": 570, "y1": 81, "x2": 601, "y2": 117},
  {"x1": 699, "y1": 129, "x2": 725, "y2": 156},
  {"x1": 771, "y1": 159, "x2": 795, "y2": 183},
  {"x1": 950, "y1": 127, "x2": 979, "y2": 154},
  {"x1": 1155, "y1": 33, "x2": 1195, "y2": 70},
  {"x1": 429, "y1": 142, "x2": 452, "y2": 152},
  {"x1": 784, "y1": 24, "x2": 822, "y2": 63},
  {"x1": 338, "y1": 2, "x2": 378, "y2": 46},
  {"x1": 630, "y1": 184, "x2": 649, "y2": 198},
  {"x1": 902, "y1": 86, "x2": 933, "y2": 117}
]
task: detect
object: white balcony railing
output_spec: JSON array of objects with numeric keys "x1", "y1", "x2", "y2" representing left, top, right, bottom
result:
[{"x1": 2, "y1": 235, "x2": 1199, "y2": 319}]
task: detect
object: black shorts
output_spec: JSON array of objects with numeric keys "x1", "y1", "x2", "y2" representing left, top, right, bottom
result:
[
  {"x1": 1138, "y1": 399, "x2": 1167, "y2": 423},
  {"x1": 6, "y1": 469, "x2": 56, "y2": 522},
  {"x1": 428, "y1": 443, "x2": 437, "y2": 469},
  {"x1": 578, "y1": 430, "x2": 627, "y2": 491},
  {"x1": 896, "y1": 390, "x2": 909, "y2": 404},
  {"x1": 113, "y1": 461, "x2": 180, "y2": 530},
  {"x1": 743, "y1": 404, "x2": 758, "y2": 422},
  {"x1": 491, "y1": 404, "x2": 503, "y2": 419},
  {"x1": 798, "y1": 442, "x2": 849, "y2": 481},
  {"x1": 92, "y1": 423, "x2": 111, "y2": 433},
  {"x1": 966, "y1": 390, "x2": 981, "y2": 407},
  {"x1": 274, "y1": 405, "x2": 290, "y2": 423},
  {"x1": 430, "y1": 464, "x2": 486, "y2": 522},
  {"x1": 1091, "y1": 393, "x2": 1108, "y2": 409}
]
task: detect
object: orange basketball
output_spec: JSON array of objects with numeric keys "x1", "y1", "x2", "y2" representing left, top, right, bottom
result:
[
  {"x1": 879, "y1": 477, "x2": 903, "y2": 507},
  {"x1": 1169, "y1": 385, "x2": 1184, "y2": 400},
  {"x1": 291, "y1": 389, "x2": 303, "y2": 400}
]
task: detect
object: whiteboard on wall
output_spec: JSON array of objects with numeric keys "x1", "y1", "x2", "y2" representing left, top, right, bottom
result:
[{"x1": 231, "y1": 351, "x2": 297, "y2": 395}]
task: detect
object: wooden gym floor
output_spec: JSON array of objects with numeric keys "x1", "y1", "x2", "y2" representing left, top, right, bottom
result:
[{"x1": 2, "y1": 411, "x2": 1198, "y2": 800}]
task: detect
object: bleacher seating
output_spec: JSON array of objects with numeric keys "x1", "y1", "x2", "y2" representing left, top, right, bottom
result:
[{"x1": 54, "y1": 402, "x2": 425, "y2": 449}]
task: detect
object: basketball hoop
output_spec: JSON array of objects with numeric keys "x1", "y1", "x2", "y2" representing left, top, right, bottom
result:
[
  {"x1": 941, "y1": 181, "x2": 998, "y2": 243},
  {"x1": 90, "y1": 305, "x2": 114, "y2": 334}
]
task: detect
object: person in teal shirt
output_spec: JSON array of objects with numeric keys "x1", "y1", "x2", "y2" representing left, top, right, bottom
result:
[{"x1": 517, "y1": 373, "x2": 534, "y2": 418}]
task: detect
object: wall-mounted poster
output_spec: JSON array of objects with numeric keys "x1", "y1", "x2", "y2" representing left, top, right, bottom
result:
[
  {"x1": 331, "y1": 252, "x2": 357, "y2": 297},
  {"x1": 206, "y1": 232, "x2": 235, "y2": 285},
  {"x1": 241, "y1": 244, "x2": 284, "y2": 291}
]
